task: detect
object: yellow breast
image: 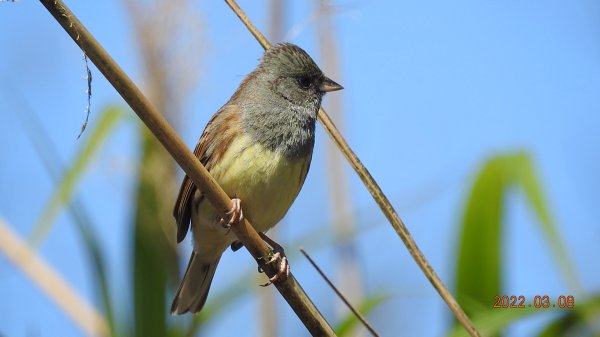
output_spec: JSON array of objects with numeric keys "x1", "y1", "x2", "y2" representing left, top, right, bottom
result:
[{"x1": 208, "y1": 134, "x2": 311, "y2": 233}]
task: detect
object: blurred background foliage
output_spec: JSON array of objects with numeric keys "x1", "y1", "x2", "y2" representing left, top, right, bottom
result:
[{"x1": 1, "y1": 1, "x2": 599, "y2": 337}]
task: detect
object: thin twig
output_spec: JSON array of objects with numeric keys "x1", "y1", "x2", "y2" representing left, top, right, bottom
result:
[
  {"x1": 77, "y1": 53, "x2": 93, "y2": 139},
  {"x1": 223, "y1": 1, "x2": 481, "y2": 336},
  {"x1": 300, "y1": 248, "x2": 380, "y2": 337},
  {"x1": 37, "y1": 1, "x2": 334, "y2": 335},
  {"x1": 0, "y1": 218, "x2": 109, "y2": 337}
]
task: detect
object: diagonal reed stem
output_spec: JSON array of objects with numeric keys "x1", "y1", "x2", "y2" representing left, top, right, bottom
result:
[
  {"x1": 0, "y1": 218, "x2": 109, "y2": 337},
  {"x1": 223, "y1": 1, "x2": 481, "y2": 336},
  {"x1": 37, "y1": 0, "x2": 335, "y2": 335}
]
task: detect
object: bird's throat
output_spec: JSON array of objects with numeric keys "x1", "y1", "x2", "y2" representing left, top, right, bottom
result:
[{"x1": 243, "y1": 104, "x2": 317, "y2": 159}]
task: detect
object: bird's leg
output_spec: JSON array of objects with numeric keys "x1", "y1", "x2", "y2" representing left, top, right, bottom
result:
[
  {"x1": 220, "y1": 198, "x2": 243, "y2": 229},
  {"x1": 259, "y1": 232, "x2": 290, "y2": 284}
]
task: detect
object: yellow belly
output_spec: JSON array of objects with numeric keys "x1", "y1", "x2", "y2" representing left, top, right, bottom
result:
[{"x1": 192, "y1": 134, "x2": 311, "y2": 251}]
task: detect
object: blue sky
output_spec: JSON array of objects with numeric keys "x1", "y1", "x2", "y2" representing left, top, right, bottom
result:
[{"x1": 1, "y1": 1, "x2": 599, "y2": 336}]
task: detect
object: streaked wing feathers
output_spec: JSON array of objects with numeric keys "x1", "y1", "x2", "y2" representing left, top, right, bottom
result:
[{"x1": 173, "y1": 104, "x2": 241, "y2": 243}]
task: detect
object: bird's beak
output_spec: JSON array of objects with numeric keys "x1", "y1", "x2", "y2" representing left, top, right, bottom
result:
[{"x1": 319, "y1": 77, "x2": 344, "y2": 92}]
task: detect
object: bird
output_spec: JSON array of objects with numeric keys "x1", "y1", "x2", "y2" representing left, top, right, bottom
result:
[{"x1": 170, "y1": 43, "x2": 343, "y2": 315}]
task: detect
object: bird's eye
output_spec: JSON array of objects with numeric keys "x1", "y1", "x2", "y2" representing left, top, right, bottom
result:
[{"x1": 298, "y1": 76, "x2": 312, "y2": 89}]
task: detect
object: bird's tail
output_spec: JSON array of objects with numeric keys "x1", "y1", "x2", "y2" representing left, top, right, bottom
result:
[{"x1": 171, "y1": 252, "x2": 221, "y2": 315}]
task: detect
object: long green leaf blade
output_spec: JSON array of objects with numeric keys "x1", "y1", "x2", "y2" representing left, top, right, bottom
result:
[
  {"x1": 513, "y1": 153, "x2": 582, "y2": 293},
  {"x1": 132, "y1": 126, "x2": 179, "y2": 337},
  {"x1": 29, "y1": 106, "x2": 124, "y2": 246},
  {"x1": 15, "y1": 100, "x2": 123, "y2": 336},
  {"x1": 456, "y1": 156, "x2": 508, "y2": 316}
]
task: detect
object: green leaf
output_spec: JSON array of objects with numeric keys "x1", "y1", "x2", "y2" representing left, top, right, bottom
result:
[
  {"x1": 536, "y1": 294, "x2": 600, "y2": 337},
  {"x1": 513, "y1": 153, "x2": 582, "y2": 293},
  {"x1": 17, "y1": 103, "x2": 123, "y2": 336},
  {"x1": 132, "y1": 126, "x2": 180, "y2": 337},
  {"x1": 456, "y1": 156, "x2": 509, "y2": 316},
  {"x1": 335, "y1": 294, "x2": 389, "y2": 337},
  {"x1": 447, "y1": 306, "x2": 539, "y2": 337},
  {"x1": 454, "y1": 151, "x2": 582, "y2": 335},
  {"x1": 29, "y1": 106, "x2": 124, "y2": 246},
  {"x1": 68, "y1": 198, "x2": 118, "y2": 337}
]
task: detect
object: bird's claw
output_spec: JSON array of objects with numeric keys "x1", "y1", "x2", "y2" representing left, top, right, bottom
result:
[
  {"x1": 259, "y1": 235, "x2": 290, "y2": 287},
  {"x1": 220, "y1": 198, "x2": 243, "y2": 229},
  {"x1": 258, "y1": 252, "x2": 290, "y2": 287},
  {"x1": 267, "y1": 251, "x2": 289, "y2": 283}
]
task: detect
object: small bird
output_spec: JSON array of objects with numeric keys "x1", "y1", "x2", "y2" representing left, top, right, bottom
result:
[{"x1": 171, "y1": 43, "x2": 343, "y2": 314}]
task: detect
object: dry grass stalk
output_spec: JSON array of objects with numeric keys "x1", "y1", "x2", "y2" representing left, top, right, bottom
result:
[{"x1": 0, "y1": 218, "x2": 109, "y2": 337}]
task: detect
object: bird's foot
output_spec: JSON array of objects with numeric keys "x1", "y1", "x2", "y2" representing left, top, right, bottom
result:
[
  {"x1": 258, "y1": 233, "x2": 290, "y2": 286},
  {"x1": 266, "y1": 251, "x2": 289, "y2": 283},
  {"x1": 220, "y1": 198, "x2": 243, "y2": 229}
]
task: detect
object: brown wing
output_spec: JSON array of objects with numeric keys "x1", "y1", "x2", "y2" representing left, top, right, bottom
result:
[{"x1": 173, "y1": 104, "x2": 241, "y2": 243}]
